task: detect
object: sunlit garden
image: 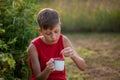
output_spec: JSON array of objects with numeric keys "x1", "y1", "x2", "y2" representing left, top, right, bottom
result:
[{"x1": 0, "y1": 0, "x2": 120, "y2": 80}]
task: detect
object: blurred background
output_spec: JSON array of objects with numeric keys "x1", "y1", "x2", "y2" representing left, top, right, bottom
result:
[{"x1": 0, "y1": 0, "x2": 120, "y2": 80}]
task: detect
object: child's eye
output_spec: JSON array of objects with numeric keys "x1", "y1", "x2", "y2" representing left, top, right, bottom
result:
[
  {"x1": 45, "y1": 33, "x2": 51, "y2": 35},
  {"x1": 55, "y1": 31, "x2": 59, "y2": 33}
]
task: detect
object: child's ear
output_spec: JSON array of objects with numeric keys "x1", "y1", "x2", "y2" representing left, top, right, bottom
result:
[{"x1": 38, "y1": 28, "x2": 42, "y2": 35}]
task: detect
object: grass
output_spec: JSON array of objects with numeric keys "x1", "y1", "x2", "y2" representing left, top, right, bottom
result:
[{"x1": 64, "y1": 33, "x2": 120, "y2": 80}]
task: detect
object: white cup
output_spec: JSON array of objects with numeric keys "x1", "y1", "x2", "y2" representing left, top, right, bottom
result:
[{"x1": 54, "y1": 58, "x2": 64, "y2": 71}]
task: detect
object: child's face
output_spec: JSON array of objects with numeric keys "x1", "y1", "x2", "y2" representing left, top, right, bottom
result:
[{"x1": 40, "y1": 23, "x2": 61, "y2": 44}]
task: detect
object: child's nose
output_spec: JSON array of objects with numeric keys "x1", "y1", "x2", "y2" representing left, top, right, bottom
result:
[{"x1": 51, "y1": 33, "x2": 56, "y2": 40}]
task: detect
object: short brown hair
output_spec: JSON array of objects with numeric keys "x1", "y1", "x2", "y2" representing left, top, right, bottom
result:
[{"x1": 37, "y1": 8, "x2": 60, "y2": 30}]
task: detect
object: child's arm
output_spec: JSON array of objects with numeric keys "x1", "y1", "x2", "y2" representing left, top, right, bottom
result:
[
  {"x1": 28, "y1": 44, "x2": 55, "y2": 80},
  {"x1": 62, "y1": 35, "x2": 86, "y2": 71}
]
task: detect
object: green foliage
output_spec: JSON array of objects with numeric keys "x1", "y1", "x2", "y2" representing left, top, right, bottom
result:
[
  {"x1": 0, "y1": 0, "x2": 38, "y2": 79},
  {"x1": 0, "y1": 33, "x2": 16, "y2": 79},
  {"x1": 0, "y1": 53, "x2": 15, "y2": 79}
]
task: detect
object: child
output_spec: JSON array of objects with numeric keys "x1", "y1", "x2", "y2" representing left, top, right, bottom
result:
[{"x1": 27, "y1": 8, "x2": 86, "y2": 80}]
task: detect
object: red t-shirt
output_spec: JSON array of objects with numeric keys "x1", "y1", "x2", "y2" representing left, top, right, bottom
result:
[{"x1": 29, "y1": 34, "x2": 66, "y2": 80}]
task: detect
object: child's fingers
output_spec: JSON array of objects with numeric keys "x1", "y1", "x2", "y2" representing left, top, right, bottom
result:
[
  {"x1": 47, "y1": 64, "x2": 54, "y2": 69},
  {"x1": 64, "y1": 52, "x2": 73, "y2": 57},
  {"x1": 62, "y1": 48, "x2": 73, "y2": 54},
  {"x1": 46, "y1": 58, "x2": 54, "y2": 64},
  {"x1": 61, "y1": 47, "x2": 71, "y2": 53},
  {"x1": 46, "y1": 58, "x2": 55, "y2": 71},
  {"x1": 47, "y1": 62, "x2": 54, "y2": 67},
  {"x1": 50, "y1": 58, "x2": 54, "y2": 62},
  {"x1": 49, "y1": 65, "x2": 55, "y2": 70},
  {"x1": 46, "y1": 65, "x2": 55, "y2": 71},
  {"x1": 65, "y1": 49, "x2": 73, "y2": 53},
  {"x1": 62, "y1": 48, "x2": 74, "y2": 57},
  {"x1": 63, "y1": 47, "x2": 71, "y2": 51}
]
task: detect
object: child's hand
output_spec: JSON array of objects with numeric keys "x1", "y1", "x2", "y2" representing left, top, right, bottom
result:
[
  {"x1": 45, "y1": 58, "x2": 55, "y2": 72},
  {"x1": 61, "y1": 47, "x2": 75, "y2": 58}
]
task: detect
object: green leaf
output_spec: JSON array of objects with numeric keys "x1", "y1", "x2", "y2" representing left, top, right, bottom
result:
[
  {"x1": 7, "y1": 37, "x2": 17, "y2": 44},
  {"x1": 0, "y1": 28, "x2": 5, "y2": 33}
]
